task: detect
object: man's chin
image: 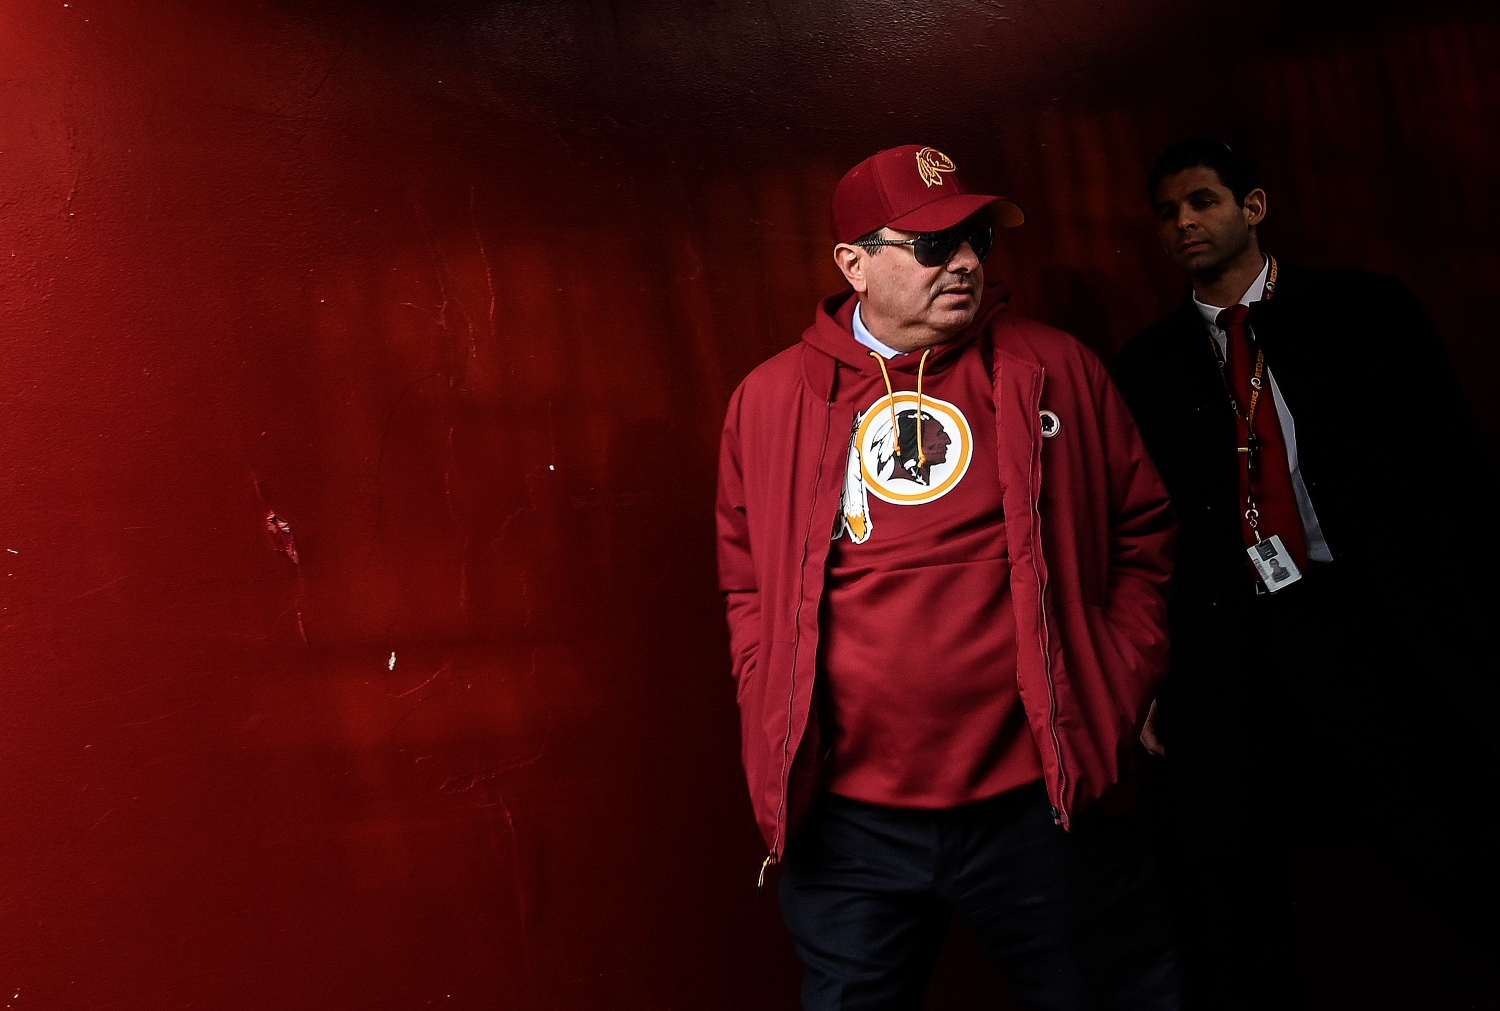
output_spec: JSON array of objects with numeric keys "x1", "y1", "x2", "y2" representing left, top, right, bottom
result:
[
  {"x1": 1175, "y1": 250, "x2": 1218, "y2": 275},
  {"x1": 928, "y1": 306, "x2": 978, "y2": 335},
  {"x1": 1179, "y1": 246, "x2": 1245, "y2": 281}
]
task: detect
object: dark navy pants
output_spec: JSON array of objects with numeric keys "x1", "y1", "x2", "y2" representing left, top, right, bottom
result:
[{"x1": 779, "y1": 784, "x2": 1183, "y2": 1011}]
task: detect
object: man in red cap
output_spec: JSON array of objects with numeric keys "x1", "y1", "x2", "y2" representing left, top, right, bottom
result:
[{"x1": 717, "y1": 144, "x2": 1185, "y2": 1009}]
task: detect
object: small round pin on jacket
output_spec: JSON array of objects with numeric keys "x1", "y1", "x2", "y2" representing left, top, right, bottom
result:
[{"x1": 1039, "y1": 410, "x2": 1061, "y2": 438}]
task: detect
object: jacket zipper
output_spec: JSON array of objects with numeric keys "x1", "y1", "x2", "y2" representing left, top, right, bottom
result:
[
  {"x1": 1026, "y1": 367, "x2": 1068, "y2": 826},
  {"x1": 761, "y1": 397, "x2": 835, "y2": 890}
]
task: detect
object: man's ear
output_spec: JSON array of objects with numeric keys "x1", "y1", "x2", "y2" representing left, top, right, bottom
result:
[
  {"x1": 833, "y1": 243, "x2": 869, "y2": 293},
  {"x1": 1242, "y1": 187, "x2": 1268, "y2": 228}
]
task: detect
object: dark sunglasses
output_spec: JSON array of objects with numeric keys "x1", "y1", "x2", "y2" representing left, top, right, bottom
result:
[{"x1": 852, "y1": 222, "x2": 994, "y2": 267}]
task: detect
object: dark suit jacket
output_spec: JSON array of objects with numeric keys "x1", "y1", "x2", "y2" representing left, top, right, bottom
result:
[{"x1": 1113, "y1": 265, "x2": 1500, "y2": 758}]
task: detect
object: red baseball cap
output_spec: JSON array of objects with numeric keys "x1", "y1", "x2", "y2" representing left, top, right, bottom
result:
[{"x1": 831, "y1": 144, "x2": 1025, "y2": 244}]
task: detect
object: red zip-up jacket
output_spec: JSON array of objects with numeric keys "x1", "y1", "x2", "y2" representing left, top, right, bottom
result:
[{"x1": 717, "y1": 287, "x2": 1174, "y2": 874}]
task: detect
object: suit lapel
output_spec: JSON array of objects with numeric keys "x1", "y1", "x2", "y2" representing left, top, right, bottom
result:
[
  {"x1": 1164, "y1": 296, "x2": 1232, "y2": 422},
  {"x1": 1247, "y1": 266, "x2": 1324, "y2": 424}
]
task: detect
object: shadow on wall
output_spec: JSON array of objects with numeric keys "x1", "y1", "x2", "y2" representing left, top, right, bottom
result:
[{"x1": 1039, "y1": 267, "x2": 1124, "y2": 361}]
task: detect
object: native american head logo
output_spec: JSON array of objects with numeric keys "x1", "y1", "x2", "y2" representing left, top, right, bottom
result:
[
  {"x1": 834, "y1": 393, "x2": 974, "y2": 543},
  {"x1": 915, "y1": 147, "x2": 956, "y2": 188},
  {"x1": 870, "y1": 409, "x2": 950, "y2": 488}
]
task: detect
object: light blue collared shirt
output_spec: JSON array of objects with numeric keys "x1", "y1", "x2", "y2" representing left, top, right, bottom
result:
[{"x1": 852, "y1": 302, "x2": 903, "y2": 360}]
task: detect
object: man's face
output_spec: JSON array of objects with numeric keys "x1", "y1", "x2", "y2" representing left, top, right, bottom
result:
[
  {"x1": 921, "y1": 417, "x2": 950, "y2": 465},
  {"x1": 1152, "y1": 166, "x2": 1263, "y2": 278},
  {"x1": 855, "y1": 226, "x2": 985, "y2": 343}
]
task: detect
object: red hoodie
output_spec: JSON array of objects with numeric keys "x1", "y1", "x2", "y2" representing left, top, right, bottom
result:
[
  {"x1": 816, "y1": 298, "x2": 1042, "y2": 808},
  {"x1": 717, "y1": 285, "x2": 1173, "y2": 877}
]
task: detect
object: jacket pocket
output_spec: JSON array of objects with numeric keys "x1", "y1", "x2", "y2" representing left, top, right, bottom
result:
[
  {"x1": 734, "y1": 648, "x2": 760, "y2": 708},
  {"x1": 1081, "y1": 601, "x2": 1154, "y2": 731}
]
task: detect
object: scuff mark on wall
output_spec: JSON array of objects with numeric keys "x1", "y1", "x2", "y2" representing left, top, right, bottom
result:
[
  {"x1": 265, "y1": 512, "x2": 299, "y2": 565},
  {"x1": 436, "y1": 647, "x2": 552, "y2": 795},
  {"x1": 413, "y1": 201, "x2": 478, "y2": 364},
  {"x1": 118, "y1": 701, "x2": 201, "y2": 729},
  {"x1": 394, "y1": 660, "x2": 450, "y2": 699},
  {"x1": 469, "y1": 185, "x2": 498, "y2": 348},
  {"x1": 254, "y1": 478, "x2": 309, "y2": 645}
]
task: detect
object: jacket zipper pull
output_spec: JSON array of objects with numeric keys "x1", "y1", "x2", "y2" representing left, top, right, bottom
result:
[{"x1": 756, "y1": 852, "x2": 777, "y2": 896}]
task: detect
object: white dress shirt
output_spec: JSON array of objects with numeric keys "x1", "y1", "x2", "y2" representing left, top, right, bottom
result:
[{"x1": 1194, "y1": 259, "x2": 1333, "y2": 563}]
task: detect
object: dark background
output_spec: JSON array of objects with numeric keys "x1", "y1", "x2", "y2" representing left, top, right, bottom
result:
[{"x1": 1, "y1": 1, "x2": 1496, "y2": 1008}]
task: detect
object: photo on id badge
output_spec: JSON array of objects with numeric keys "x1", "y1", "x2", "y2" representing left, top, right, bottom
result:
[{"x1": 1249, "y1": 536, "x2": 1302, "y2": 591}]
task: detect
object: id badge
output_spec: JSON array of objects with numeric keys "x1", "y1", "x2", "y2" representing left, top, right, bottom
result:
[{"x1": 1247, "y1": 535, "x2": 1303, "y2": 592}]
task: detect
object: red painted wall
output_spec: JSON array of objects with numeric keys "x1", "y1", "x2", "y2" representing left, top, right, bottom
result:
[{"x1": 1, "y1": 2, "x2": 1496, "y2": 1008}]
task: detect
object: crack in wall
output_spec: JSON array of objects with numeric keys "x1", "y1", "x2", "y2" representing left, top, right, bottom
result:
[{"x1": 468, "y1": 185, "x2": 499, "y2": 355}]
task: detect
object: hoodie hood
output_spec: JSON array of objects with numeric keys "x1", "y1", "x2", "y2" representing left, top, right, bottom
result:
[{"x1": 802, "y1": 282, "x2": 1013, "y2": 377}]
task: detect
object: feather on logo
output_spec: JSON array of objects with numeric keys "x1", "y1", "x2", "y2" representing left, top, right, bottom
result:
[
  {"x1": 834, "y1": 412, "x2": 873, "y2": 544},
  {"x1": 915, "y1": 147, "x2": 956, "y2": 188}
]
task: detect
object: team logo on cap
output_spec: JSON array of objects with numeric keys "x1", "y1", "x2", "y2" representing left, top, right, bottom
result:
[
  {"x1": 833, "y1": 392, "x2": 974, "y2": 544},
  {"x1": 915, "y1": 147, "x2": 956, "y2": 188}
]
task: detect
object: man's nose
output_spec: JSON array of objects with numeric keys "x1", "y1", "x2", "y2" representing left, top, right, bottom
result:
[{"x1": 947, "y1": 242, "x2": 981, "y2": 271}]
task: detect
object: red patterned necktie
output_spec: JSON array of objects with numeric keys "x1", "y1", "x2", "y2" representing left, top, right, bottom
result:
[{"x1": 1217, "y1": 304, "x2": 1309, "y2": 570}]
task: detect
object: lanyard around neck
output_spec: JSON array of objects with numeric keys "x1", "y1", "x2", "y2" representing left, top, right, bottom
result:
[{"x1": 1207, "y1": 255, "x2": 1278, "y2": 431}]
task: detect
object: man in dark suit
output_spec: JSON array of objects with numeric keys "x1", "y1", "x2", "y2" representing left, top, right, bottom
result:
[{"x1": 1113, "y1": 138, "x2": 1500, "y2": 1009}]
